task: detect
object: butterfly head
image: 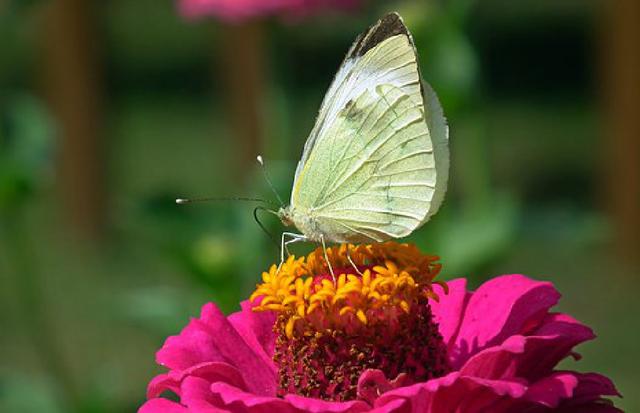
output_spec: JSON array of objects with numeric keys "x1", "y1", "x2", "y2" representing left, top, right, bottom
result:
[{"x1": 277, "y1": 206, "x2": 294, "y2": 227}]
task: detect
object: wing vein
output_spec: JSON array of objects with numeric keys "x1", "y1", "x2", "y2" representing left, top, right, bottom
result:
[
  {"x1": 313, "y1": 91, "x2": 409, "y2": 204},
  {"x1": 319, "y1": 207, "x2": 423, "y2": 220},
  {"x1": 379, "y1": 149, "x2": 433, "y2": 170},
  {"x1": 332, "y1": 219, "x2": 385, "y2": 242},
  {"x1": 372, "y1": 181, "x2": 435, "y2": 189},
  {"x1": 333, "y1": 220, "x2": 410, "y2": 240},
  {"x1": 327, "y1": 114, "x2": 423, "y2": 195}
]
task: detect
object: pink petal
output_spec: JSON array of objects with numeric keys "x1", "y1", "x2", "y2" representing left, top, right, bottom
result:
[
  {"x1": 459, "y1": 314, "x2": 594, "y2": 381},
  {"x1": 209, "y1": 382, "x2": 296, "y2": 412},
  {"x1": 524, "y1": 371, "x2": 622, "y2": 411},
  {"x1": 147, "y1": 373, "x2": 180, "y2": 399},
  {"x1": 558, "y1": 403, "x2": 624, "y2": 413},
  {"x1": 356, "y1": 370, "x2": 410, "y2": 406},
  {"x1": 156, "y1": 303, "x2": 277, "y2": 396},
  {"x1": 178, "y1": 0, "x2": 362, "y2": 22},
  {"x1": 285, "y1": 394, "x2": 370, "y2": 412},
  {"x1": 156, "y1": 309, "x2": 223, "y2": 370},
  {"x1": 179, "y1": 0, "x2": 279, "y2": 21},
  {"x1": 527, "y1": 313, "x2": 595, "y2": 378},
  {"x1": 148, "y1": 362, "x2": 248, "y2": 399},
  {"x1": 175, "y1": 362, "x2": 248, "y2": 389},
  {"x1": 208, "y1": 382, "x2": 370, "y2": 413},
  {"x1": 525, "y1": 372, "x2": 580, "y2": 407},
  {"x1": 563, "y1": 372, "x2": 621, "y2": 405},
  {"x1": 375, "y1": 372, "x2": 528, "y2": 413},
  {"x1": 138, "y1": 398, "x2": 189, "y2": 413},
  {"x1": 429, "y1": 278, "x2": 470, "y2": 347},
  {"x1": 181, "y1": 376, "x2": 221, "y2": 408},
  {"x1": 452, "y1": 274, "x2": 560, "y2": 368},
  {"x1": 368, "y1": 398, "x2": 407, "y2": 413},
  {"x1": 228, "y1": 300, "x2": 277, "y2": 371}
]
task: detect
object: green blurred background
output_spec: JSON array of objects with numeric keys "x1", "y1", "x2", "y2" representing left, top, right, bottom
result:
[{"x1": 1, "y1": 0, "x2": 638, "y2": 411}]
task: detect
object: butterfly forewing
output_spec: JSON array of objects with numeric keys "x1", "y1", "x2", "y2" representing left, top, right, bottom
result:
[
  {"x1": 292, "y1": 14, "x2": 421, "y2": 191},
  {"x1": 289, "y1": 13, "x2": 449, "y2": 243}
]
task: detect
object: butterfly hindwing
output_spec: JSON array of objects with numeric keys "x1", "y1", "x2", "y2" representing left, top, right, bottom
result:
[
  {"x1": 421, "y1": 80, "x2": 449, "y2": 225},
  {"x1": 302, "y1": 84, "x2": 436, "y2": 243}
]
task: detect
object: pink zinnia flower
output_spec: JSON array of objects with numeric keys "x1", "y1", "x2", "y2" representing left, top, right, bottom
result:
[
  {"x1": 178, "y1": 0, "x2": 362, "y2": 22},
  {"x1": 139, "y1": 243, "x2": 621, "y2": 412}
]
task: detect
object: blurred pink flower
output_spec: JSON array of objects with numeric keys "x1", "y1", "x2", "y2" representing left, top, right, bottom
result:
[
  {"x1": 139, "y1": 274, "x2": 621, "y2": 412},
  {"x1": 178, "y1": 0, "x2": 362, "y2": 21}
]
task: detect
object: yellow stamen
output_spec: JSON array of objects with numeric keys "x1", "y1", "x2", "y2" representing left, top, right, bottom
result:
[
  {"x1": 251, "y1": 242, "x2": 443, "y2": 337},
  {"x1": 356, "y1": 310, "x2": 368, "y2": 324}
]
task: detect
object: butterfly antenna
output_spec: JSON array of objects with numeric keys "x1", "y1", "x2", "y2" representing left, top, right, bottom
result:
[
  {"x1": 256, "y1": 155, "x2": 285, "y2": 206},
  {"x1": 175, "y1": 196, "x2": 278, "y2": 206},
  {"x1": 254, "y1": 206, "x2": 280, "y2": 253}
]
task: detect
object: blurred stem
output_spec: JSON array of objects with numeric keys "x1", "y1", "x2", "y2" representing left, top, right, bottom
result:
[
  {"x1": 219, "y1": 21, "x2": 266, "y2": 183},
  {"x1": 40, "y1": 0, "x2": 106, "y2": 239},
  {"x1": 1, "y1": 208, "x2": 79, "y2": 411},
  {"x1": 601, "y1": 0, "x2": 640, "y2": 263}
]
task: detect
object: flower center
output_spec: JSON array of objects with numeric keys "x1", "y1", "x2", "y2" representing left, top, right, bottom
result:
[{"x1": 250, "y1": 242, "x2": 450, "y2": 402}]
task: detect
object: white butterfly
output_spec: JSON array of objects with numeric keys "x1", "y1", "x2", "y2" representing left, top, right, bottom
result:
[{"x1": 274, "y1": 13, "x2": 449, "y2": 258}]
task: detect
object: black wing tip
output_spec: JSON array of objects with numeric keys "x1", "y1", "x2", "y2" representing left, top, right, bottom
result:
[
  {"x1": 380, "y1": 12, "x2": 405, "y2": 28},
  {"x1": 349, "y1": 12, "x2": 410, "y2": 58}
]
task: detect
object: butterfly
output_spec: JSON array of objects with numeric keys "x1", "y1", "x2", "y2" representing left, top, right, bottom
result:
[{"x1": 276, "y1": 12, "x2": 449, "y2": 256}]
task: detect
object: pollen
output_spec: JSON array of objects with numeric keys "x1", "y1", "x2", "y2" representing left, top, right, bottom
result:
[{"x1": 250, "y1": 242, "x2": 444, "y2": 338}]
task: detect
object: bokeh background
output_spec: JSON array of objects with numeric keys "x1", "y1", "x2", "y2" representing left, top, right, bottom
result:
[{"x1": 1, "y1": 0, "x2": 638, "y2": 411}]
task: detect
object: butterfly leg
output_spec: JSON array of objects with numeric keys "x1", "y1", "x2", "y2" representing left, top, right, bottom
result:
[
  {"x1": 280, "y1": 231, "x2": 295, "y2": 263},
  {"x1": 279, "y1": 232, "x2": 307, "y2": 271},
  {"x1": 320, "y1": 235, "x2": 335, "y2": 282},
  {"x1": 284, "y1": 233, "x2": 307, "y2": 258},
  {"x1": 345, "y1": 245, "x2": 363, "y2": 276}
]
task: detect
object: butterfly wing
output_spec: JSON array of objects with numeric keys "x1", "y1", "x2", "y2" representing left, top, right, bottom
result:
[
  {"x1": 292, "y1": 13, "x2": 422, "y2": 186},
  {"x1": 421, "y1": 80, "x2": 449, "y2": 224},
  {"x1": 291, "y1": 13, "x2": 449, "y2": 243}
]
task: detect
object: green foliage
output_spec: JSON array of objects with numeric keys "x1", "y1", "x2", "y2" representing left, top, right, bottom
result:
[{"x1": 0, "y1": 94, "x2": 53, "y2": 210}]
